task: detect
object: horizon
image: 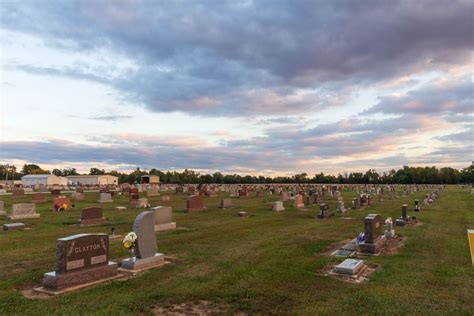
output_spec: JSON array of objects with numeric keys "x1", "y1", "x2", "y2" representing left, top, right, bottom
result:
[{"x1": 1, "y1": 1, "x2": 473, "y2": 176}]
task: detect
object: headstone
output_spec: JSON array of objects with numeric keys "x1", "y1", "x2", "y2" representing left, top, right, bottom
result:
[
  {"x1": 71, "y1": 191, "x2": 85, "y2": 201},
  {"x1": 32, "y1": 192, "x2": 47, "y2": 203},
  {"x1": 10, "y1": 203, "x2": 40, "y2": 220},
  {"x1": 359, "y1": 214, "x2": 385, "y2": 254},
  {"x1": 39, "y1": 234, "x2": 118, "y2": 291},
  {"x1": 334, "y1": 259, "x2": 365, "y2": 275},
  {"x1": 147, "y1": 187, "x2": 160, "y2": 197},
  {"x1": 317, "y1": 203, "x2": 334, "y2": 218},
  {"x1": 152, "y1": 206, "x2": 176, "y2": 232},
  {"x1": 51, "y1": 189, "x2": 61, "y2": 197},
  {"x1": 337, "y1": 200, "x2": 346, "y2": 213},
  {"x1": 293, "y1": 194, "x2": 304, "y2": 208},
  {"x1": 161, "y1": 195, "x2": 171, "y2": 202},
  {"x1": 219, "y1": 198, "x2": 232, "y2": 209},
  {"x1": 186, "y1": 195, "x2": 207, "y2": 212},
  {"x1": 136, "y1": 198, "x2": 149, "y2": 208},
  {"x1": 78, "y1": 208, "x2": 105, "y2": 225},
  {"x1": 3, "y1": 223, "x2": 26, "y2": 231},
  {"x1": 396, "y1": 204, "x2": 411, "y2": 226},
  {"x1": 272, "y1": 201, "x2": 285, "y2": 212},
  {"x1": 0, "y1": 201, "x2": 5, "y2": 216},
  {"x1": 115, "y1": 206, "x2": 127, "y2": 211},
  {"x1": 414, "y1": 199, "x2": 420, "y2": 212},
  {"x1": 11, "y1": 188, "x2": 25, "y2": 198},
  {"x1": 238, "y1": 211, "x2": 248, "y2": 217},
  {"x1": 121, "y1": 211, "x2": 165, "y2": 271},
  {"x1": 129, "y1": 193, "x2": 139, "y2": 206},
  {"x1": 280, "y1": 191, "x2": 289, "y2": 201},
  {"x1": 98, "y1": 193, "x2": 113, "y2": 203}
]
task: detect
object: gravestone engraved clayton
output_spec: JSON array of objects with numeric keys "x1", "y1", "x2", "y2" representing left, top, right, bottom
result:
[
  {"x1": 186, "y1": 194, "x2": 207, "y2": 212},
  {"x1": 10, "y1": 203, "x2": 40, "y2": 220},
  {"x1": 152, "y1": 206, "x2": 176, "y2": 232},
  {"x1": 78, "y1": 208, "x2": 106, "y2": 225},
  {"x1": 121, "y1": 211, "x2": 165, "y2": 272},
  {"x1": 32, "y1": 192, "x2": 47, "y2": 203},
  {"x1": 219, "y1": 198, "x2": 232, "y2": 209},
  {"x1": 359, "y1": 214, "x2": 386, "y2": 254},
  {"x1": 38, "y1": 234, "x2": 118, "y2": 292},
  {"x1": 0, "y1": 201, "x2": 5, "y2": 216},
  {"x1": 98, "y1": 193, "x2": 113, "y2": 203}
]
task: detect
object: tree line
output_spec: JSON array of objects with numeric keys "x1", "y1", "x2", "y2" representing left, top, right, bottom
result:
[{"x1": 1, "y1": 163, "x2": 473, "y2": 184}]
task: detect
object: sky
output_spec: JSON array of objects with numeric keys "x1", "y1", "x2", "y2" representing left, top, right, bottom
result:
[{"x1": 0, "y1": 0, "x2": 472, "y2": 176}]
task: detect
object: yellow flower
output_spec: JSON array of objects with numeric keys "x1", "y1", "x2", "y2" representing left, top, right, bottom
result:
[
  {"x1": 123, "y1": 241, "x2": 132, "y2": 249},
  {"x1": 62, "y1": 203, "x2": 68, "y2": 210}
]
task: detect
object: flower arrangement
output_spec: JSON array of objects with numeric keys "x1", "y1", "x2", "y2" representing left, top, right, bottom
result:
[
  {"x1": 53, "y1": 202, "x2": 69, "y2": 212},
  {"x1": 122, "y1": 232, "x2": 138, "y2": 258}
]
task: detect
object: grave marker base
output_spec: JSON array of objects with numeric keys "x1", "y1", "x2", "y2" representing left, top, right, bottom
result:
[
  {"x1": 154, "y1": 222, "x2": 177, "y2": 232},
  {"x1": 120, "y1": 253, "x2": 166, "y2": 275},
  {"x1": 40, "y1": 262, "x2": 118, "y2": 292}
]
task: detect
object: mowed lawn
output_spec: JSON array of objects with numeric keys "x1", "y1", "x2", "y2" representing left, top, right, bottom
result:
[{"x1": 0, "y1": 186, "x2": 473, "y2": 315}]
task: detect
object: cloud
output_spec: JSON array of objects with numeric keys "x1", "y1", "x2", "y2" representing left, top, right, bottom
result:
[
  {"x1": 2, "y1": 0, "x2": 472, "y2": 116},
  {"x1": 89, "y1": 115, "x2": 133, "y2": 121}
]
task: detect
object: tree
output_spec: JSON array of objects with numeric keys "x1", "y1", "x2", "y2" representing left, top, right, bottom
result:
[
  {"x1": 89, "y1": 168, "x2": 106, "y2": 175},
  {"x1": 52, "y1": 168, "x2": 63, "y2": 176},
  {"x1": 21, "y1": 164, "x2": 41, "y2": 175}
]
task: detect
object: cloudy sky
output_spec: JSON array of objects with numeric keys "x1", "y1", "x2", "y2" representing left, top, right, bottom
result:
[{"x1": 0, "y1": 0, "x2": 472, "y2": 175}]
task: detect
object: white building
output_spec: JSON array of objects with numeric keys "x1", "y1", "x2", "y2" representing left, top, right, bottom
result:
[
  {"x1": 66, "y1": 175, "x2": 118, "y2": 185},
  {"x1": 21, "y1": 174, "x2": 68, "y2": 187}
]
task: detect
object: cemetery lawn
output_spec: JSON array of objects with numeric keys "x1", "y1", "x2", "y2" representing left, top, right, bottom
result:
[{"x1": 0, "y1": 186, "x2": 473, "y2": 315}]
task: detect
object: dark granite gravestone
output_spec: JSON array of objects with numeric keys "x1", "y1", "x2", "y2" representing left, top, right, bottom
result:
[
  {"x1": 414, "y1": 199, "x2": 420, "y2": 212},
  {"x1": 396, "y1": 204, "x2": 411, "y2": 226},
  {"x1": 38, "y1": 234, "x2": 118, "y2": 292},
  {"x1": 51, "y1": 189, "x2": 61, "y2": 197},
  {"x1": 317, "y1": 203, "x2": 334, "y2": 218},
  {"x1": 78, "y1": 208, "x2": 105, "y2": 225},
  {"x1": 121, "y1": 211, "x2": 165, "y2": 272},
  {"x1": 359, "y1": 214, "x2": 386, "y2": 254},
  {"x1": 186, "y1": 194, "x2": 207, "y2": 212},
  {"x1": 32, "y1": 192, "x2": 47, "y2": 203}
]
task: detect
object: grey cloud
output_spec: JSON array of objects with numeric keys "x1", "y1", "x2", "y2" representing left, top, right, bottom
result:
[
  {"x1": 2, "y1": 0, "x2": 472, "y2": 116},
  {"x1": 367, "y1": 77, "x2": 473, "y2": 116}
]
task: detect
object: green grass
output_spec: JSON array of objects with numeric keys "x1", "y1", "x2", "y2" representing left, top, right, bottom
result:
[{"x1": 0, "y1": 186, "x2": 473, "y2": 315}]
